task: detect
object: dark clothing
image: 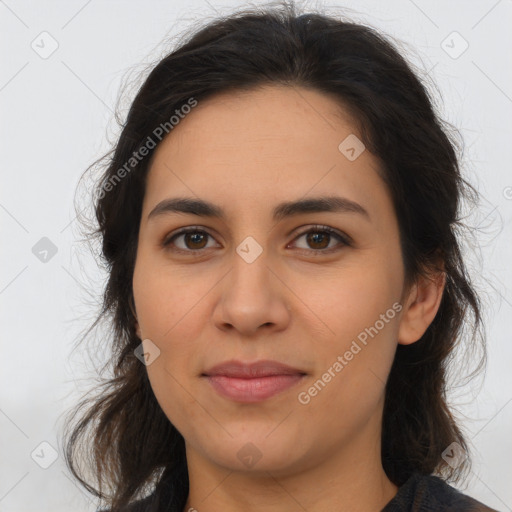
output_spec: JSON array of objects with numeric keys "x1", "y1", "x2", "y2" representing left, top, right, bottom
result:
[
  {"x1": 381, "y1": 472, "x2": 499, "y2": 511},
  {"x1": 105, "y1": 471, "x2": 500, "y2": 512}
]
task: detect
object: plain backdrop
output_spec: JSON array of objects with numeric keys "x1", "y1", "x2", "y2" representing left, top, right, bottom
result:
[{"x1": 1, "y1": 0, "x2": 511, "y2": 510}]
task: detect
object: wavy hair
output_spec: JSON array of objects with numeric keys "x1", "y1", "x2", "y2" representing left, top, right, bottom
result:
[{"x1": 63, "y1": 2, "x2": 485, "y2": 510}]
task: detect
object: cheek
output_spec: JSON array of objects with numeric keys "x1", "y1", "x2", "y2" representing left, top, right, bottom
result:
[
  {"x1": 146, "y1": 359, "x2": 207, "y2": 446},
  {"x1": 132, "y1": 247, "x2": 211, "y2": 338},
  {"x1": 132, "y1": 252, "x2": 212, "y2": 423},
  {"x1": 135, "y1": 298, "x2": 205, "y2": 437},
  {"x1": 299, "y1": 257, "x2": 402, "y2": 342},
  {"x1": 295, "y1": 299, "x2": 399, "y2": 437},
  {"x1": 293, "y1": 261, "x2": 401, "y2": 416},
  {"x1": 133, "y1": 275, "x2": 204, "y2": 374}
]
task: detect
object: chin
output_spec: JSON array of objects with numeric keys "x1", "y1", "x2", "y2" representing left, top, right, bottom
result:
[{"x1": 195, "y1": 432, "x2": 309, "y2": 474}]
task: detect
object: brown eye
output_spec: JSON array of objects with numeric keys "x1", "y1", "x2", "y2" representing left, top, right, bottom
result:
[
  {"x1": 305, "y1": 231, "x2": 330, "y2": 250},
  {"x1": 182, "y1": 232, "x2": 208, "y2": 249},
  {"x1": 162, "y1": 225, "x2": 351, "y2": 256},
  {"x1": 162, "y1": 229, "x2": 218, "y2": 253},
  {"x1": 291, "y1": 226, "x2": 351, "y2": 254}
]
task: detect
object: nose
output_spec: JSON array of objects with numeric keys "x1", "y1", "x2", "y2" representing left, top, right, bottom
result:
[{"x1": 211, "y1": 247, "x2": 291, "y2": 336}]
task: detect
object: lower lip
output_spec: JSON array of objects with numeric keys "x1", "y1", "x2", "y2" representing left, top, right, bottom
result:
[{"x1": 204, "y1": 374, "x2": 305, "y2": 402}]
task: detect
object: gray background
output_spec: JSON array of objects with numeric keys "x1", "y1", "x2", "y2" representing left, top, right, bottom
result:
[{"x1": 1, "y1": 0, "x2": 511, "y2": 510}]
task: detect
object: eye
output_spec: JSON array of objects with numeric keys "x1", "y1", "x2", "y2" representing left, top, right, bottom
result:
[
  {"x1": 161, "y1": 225, "x2": 351, "y2": 255},
  {"x1": 289, "y1": 225, "x2": 351, "y2": 254},
  {"x1": 161, "y1": 227, "x2": 218, "y2": 254}
]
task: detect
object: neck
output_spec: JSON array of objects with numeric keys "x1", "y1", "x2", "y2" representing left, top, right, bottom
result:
[{"x1": 182, "y1": 411, "x2": 398, "y2": 512}]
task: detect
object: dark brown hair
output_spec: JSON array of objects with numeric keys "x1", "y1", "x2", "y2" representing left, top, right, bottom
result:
[{"x1": 63, "y1": 2, "x2": 485, "y2": 510}]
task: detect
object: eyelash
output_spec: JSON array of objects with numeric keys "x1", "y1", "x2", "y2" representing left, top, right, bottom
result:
[{"x1": 161, "y1": 225, "x2": 352, "y2": 256}]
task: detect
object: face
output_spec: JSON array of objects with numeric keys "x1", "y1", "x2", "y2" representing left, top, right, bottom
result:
[{"x1": 132, "y1": 85, "x2": 418, "y2": 476}]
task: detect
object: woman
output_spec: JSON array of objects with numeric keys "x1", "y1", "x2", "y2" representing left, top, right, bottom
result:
[{"x1": 63, "y1": 2, "x2": 499, "y2": 511}]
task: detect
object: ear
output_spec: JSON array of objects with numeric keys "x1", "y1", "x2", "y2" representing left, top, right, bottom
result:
[
  {"x1": 135, "y1": 320, "x2": 142, "y2": 340},
  {"x1": 398, "y1": 268, "x2": 446, "y2": 345},
  {"x1": 129, "y1": 294, "x2": 142, "y2": 339}
]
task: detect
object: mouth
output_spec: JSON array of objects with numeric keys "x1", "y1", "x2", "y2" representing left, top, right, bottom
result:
[{"x1": 202, "y1": 359, "x2": 307, "y2": 403}]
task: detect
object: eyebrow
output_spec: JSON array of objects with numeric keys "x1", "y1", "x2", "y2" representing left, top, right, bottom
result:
[{"x1": 147, "y1": 195, "x2": 370, "y2": 222}]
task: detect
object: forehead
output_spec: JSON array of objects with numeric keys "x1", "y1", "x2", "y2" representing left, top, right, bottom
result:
[
  {"x1": 164, "y1": 84, "x2": 362, "y2": 154},
  {"x1": 142, "y1": 85, "x2": 390, "y2": 224}
]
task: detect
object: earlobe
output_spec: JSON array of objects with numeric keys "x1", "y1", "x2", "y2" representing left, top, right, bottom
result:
[{"x1": 397, "y1": 270, "x2": 446, "y2": 345}]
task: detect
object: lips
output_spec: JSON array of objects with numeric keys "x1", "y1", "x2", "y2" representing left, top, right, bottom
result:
[
  {"x1": 202, "y1": 360, "x2": 307, "y2": 402},
  {"x1": 202, "y1": 359, "x2": 307, "y2": 378}
]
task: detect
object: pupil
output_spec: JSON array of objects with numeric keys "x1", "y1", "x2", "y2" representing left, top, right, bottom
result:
[
  {"x1": 187, "y1": 233, "x2": 206, "y2": 249},
  {"x1": 308, "y1": 232, "x2": 329, "y2": 249}
]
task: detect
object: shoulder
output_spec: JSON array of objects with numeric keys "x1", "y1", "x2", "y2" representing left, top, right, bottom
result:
[{"x1": 382, "y1": 472, "x2": 499, "y2": 512}]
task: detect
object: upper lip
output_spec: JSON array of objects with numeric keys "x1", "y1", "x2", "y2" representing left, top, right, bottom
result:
[{"x1": 202, "y1": 359, "x2": 307, "y2": 378}]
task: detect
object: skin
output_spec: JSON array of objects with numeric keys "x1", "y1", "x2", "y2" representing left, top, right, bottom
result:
[{"x1": 132, "y1": 85, "x2": 445, "y2": 512}]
